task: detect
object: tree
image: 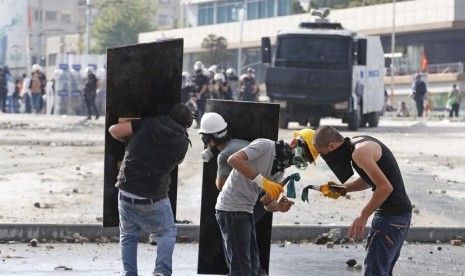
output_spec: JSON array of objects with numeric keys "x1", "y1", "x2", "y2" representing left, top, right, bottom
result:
[
  {"x1": 92, "y1": 0, "x2": 154, "y2": 53},
  {"x1": 200, "y1": 34, "x2": 229, "y2": 66}
]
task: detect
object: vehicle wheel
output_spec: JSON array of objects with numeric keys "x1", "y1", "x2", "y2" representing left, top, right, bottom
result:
[
  {"x1": 367, "y1": 112, "x2": 380, "y2": 127},
  {"x1": 309, "y1": 117, "x2": 320, "y2": 128},
  {"x1": 359, "y1": 113, "x2": 367, "y2": 128},
  {"x1": 279, "y1": 115, "x2": 289, "y2": 129},
  {"x1": 347, "y1": 108, "x2": 360, "y2": 131}
]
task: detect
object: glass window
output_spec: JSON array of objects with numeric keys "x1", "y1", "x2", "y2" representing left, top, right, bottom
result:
[
  {"x1": 276, "y1": 36, "x2": 350, "y2": 69},
  {"x1": 278, "y1": 0, "x2": 291, "y2": 16},
  {"x1": 45, "y1": 11, "x2": 57, "y2": 21},
  {"x1": 258, "y1": 0, "x2": 266, "y2": 18},
  {"x1": 247, "y1": 1, "x2": 258, "y2": 20},
  {"x1": 218, "y1": 6, "x2": 227, "y2": 23},
  {"x1": 48, "y1": 54, "x2": 57, "y2": 66},
  {"x1": 267, "y1": 0, "x2": 275, "y2": 17},
  {"x1": 198, "y1": 3, "x2": 214, "y2": 26},
  {"x1": 61, "y1": 13, "x2": 72, "y2": 23}
]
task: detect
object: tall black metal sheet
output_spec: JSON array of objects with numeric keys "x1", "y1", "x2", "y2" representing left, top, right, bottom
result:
[
  {"x1": 103, "y1": 39, "x2": 183, "y2": 227},
  {"x1": 197, "y1": 99, "x2": 280, "y2": 274}
]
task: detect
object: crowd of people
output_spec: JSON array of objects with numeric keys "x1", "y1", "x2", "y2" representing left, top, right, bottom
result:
[
  {"x1": 0, "y1": 65, "x2": 45, "y2": 114},
  {"x1": 0, "y1": 64, "x2": 100, "y2": 119},
  {"x1": 181, "y1": 61, "x2": 260, "y2": 128}
]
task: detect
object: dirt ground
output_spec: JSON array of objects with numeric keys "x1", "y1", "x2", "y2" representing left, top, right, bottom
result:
[{"x1": 1, "y1": 113, "x2": 464, "y2": 227}]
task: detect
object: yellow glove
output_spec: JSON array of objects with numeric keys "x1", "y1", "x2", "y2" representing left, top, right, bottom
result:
[
  {"x1": 253, "y1": 174, "x2": 284, "y2": 200},
  {"x1": 321, "y1": 181, "x2": 347, "y2": 199}
]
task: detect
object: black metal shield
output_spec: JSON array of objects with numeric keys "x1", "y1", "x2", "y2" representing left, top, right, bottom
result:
[
  {"x1": 197, "y1": 99, "x2": 280, "y2": 274},
  {"x1": 103, "y1": 39, "x2": 183, "y2": 227}
]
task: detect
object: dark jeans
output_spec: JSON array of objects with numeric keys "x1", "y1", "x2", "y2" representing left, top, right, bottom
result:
[
  {"x1": 364, "y1": 212, "x2": 411, "y2": 276},
  {"x1": 415, "y1": 99, "x2": 424, "y2": 117},
  {"x1": 84, "y1": 91, "x2": 99, "y2": 118},
  {"x1": 450, "y1": 103, "x2": 460, "y2": 117},
  {"x1": 216, "y1": 210, "x2": 260, "y2": 276}
]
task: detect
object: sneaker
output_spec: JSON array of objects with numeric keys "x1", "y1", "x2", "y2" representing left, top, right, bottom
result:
[{"x1": 153, "y1": 273, "x2": 164, "y2": 276}]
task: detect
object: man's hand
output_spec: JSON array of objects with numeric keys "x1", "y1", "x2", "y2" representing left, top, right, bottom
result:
[
  {"x1": 321, "y1": 181, "x2": 347, "y2": 199},
  {"x1": 347, "y1": 215, "x2": 368, "y2": 241},
  {"x1": 278, "y1": 196, "x2": 294, "y2": 212},
  {"x1": 253, "y1": 174, "x2": 284, "y2": 200}
]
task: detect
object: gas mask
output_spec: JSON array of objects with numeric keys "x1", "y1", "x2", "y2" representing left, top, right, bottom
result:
[
  {"x1": 200, "y1": 147, "x2": 219, "y2": 163},
  {"x1": 292, "y1": 139, "x2": 308, "y2": 170},
  {"x1": 200, "y1": 133, "x2": 220, "y2": 163},
  {"x1": 320, "y1": 137, "x2": 354, "y2": 183}
]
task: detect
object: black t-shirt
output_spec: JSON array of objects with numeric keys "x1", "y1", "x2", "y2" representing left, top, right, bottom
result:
[{"x1": 351, "y1": 136, "x2": 412, "y2": 216}]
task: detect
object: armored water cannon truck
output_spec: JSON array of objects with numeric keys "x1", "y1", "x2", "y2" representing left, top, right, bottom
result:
[{"x1": 261, "y1": 10, "x2": 385, "y2": 130}]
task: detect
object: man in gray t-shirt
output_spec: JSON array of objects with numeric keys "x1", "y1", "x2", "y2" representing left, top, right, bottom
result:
[{"x1": 214, "y1": 126, "x2": 319, "y2": 276}]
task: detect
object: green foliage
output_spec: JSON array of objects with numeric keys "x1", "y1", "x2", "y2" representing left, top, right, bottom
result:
[
  {"x1": 291, "y1": 0, "x2": 306, "y2": 14},
  {"x1": 200, "y1": 34, "x2": 229, "y2": 65},
  {"x1": 92, "y1": 0, "x2": 154, "y2": 54}
]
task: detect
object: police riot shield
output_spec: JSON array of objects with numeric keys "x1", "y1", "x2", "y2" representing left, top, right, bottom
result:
[
  {"x1": 103, "y1": 39, "x2": 183, "y2": 227},
  {"x1": 197, "y1": 99, "x2": 280, "y2": 274}
]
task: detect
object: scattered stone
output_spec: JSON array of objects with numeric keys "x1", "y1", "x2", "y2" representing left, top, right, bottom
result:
[
  {"x1": 54, "y1": 265, "x2": 73, "y2": 270},
  {"x1": 345, "y1": 194, "x2": 351, "y2": 199},
  {"x1": 413, "y1": 208, "x2": 420, "y2": 214},
  {"x1": 72, "y1": 188, "x2": 79, "y2": 193},
  {"x1": 346, "y1": 259, "x2": 357, "y2": 267},
  {"x1": 437, "y1": 246, "x2": 442, "y2": 251},
  {"x1": 353, "y1": 264, "x2": 362, "y2": 270},
  {"x1": 33, "y1": 202, "x2": 41, "y2": 208},
  {"x1": 326, "y1": 242, "x2": 334, "y2": 248},
  {"x1": 441, "y1": 190, "x2": 446, "y2": 194},
  {"x1": 177, "y1": 235, "x2": 189, "y2": 243},
  {"x1": 29, "y1": 239, "x2": 38, "y2": 247},
  {"x1": 450, "y1": 240, "x2": 462, "y2": 246}
]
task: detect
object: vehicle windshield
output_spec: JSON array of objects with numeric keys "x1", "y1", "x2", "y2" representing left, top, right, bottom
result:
[{"x1": 275, "y1": 35, "x2": 350, "y2": 69}]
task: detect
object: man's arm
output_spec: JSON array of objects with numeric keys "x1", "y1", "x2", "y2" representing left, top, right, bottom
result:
[
  {"x1": 227, "y1": 150, "x2": 257, "y2": 179},
  {"x1": 108, "y1": 120, "x2": 133, "y2": 142},
  {"x1": 347, "y1": 141, "x2": 393, "y2": 240},
  {"x1": 216, "y1": 176, "x2": 227, "y2": 191}
]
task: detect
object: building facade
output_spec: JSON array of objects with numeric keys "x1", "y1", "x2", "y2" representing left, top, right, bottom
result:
[{"x1": 140, "y1": 0, "x2": 465, "y2": 109}]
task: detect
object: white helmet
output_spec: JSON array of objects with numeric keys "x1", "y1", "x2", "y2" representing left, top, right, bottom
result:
[
  {"x1": 226, "y1": 67, "x2": 235, "y2": 76},
  {"x1": 84, "y1": 66, "x2": 94, "y2": 74},
  {"x1": 202, "y1": 68, "x2": 210, "y2": 76},
  {"x1": 208, "y1": 65, "x2": 218, "y2": 74},
  {"x1": 194, "y1": 61, "x2": 204, "y2": 71},
  {"x1": 32, "y1": 64, "x2": 42, "y2": 72},
  {"x1": 198, "y1": 112, "x2": 228, "y2": 134},
  {"x1": 214, "y1": 73, "x2": 225, "y2": 83},
  {"x1": 182, "y1": 71, "x2": 191, "y2": 79}
]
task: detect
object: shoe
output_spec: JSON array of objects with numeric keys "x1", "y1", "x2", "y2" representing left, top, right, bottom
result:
[
  {"x1": 95, "y1": 115, "x2": 99, "y2": 120},
  {"x1": 86, "y1": 116, "x2": 91, "y2": 120},
  {"x1": 153, "y1": 273, "x2": 164, "y2": 276}
]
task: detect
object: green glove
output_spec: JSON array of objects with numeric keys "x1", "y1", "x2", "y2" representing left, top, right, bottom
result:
[
  {"x1": 285, "y1": 173, "x2": 301, "y2": 199},
  {"x1": 253, "y1": 174, "x2": 284, "y2": 200}
]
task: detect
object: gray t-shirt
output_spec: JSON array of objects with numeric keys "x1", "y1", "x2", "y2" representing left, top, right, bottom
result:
[
  {"x1": 215, "y1": 138, "x2": 284, "y2": 213},
  {"x1": 217, "y1": 138, "x2": 250, "y2": 179}
]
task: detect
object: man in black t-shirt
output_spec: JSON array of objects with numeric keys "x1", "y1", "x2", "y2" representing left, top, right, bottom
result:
[{"x1": 313, "y1": 125, "x2": 412, "y2": 276}]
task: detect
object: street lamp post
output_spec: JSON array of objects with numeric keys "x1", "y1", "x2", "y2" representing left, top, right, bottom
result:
[
  {"x1": 85, "y1": 0, "x2": 92, "y2": 58},
  {"x1": 237, "y1": 6, "x2": 246, "y2": 76},
  {"x1": 390, "y1": 0, "x2": 396, "y2": 104}
]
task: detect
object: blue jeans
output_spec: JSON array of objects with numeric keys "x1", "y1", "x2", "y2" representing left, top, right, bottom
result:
[
  {"x1": 31, "y1": 93, "x2": 41, "y2": 113},
  {"x1": 215, "y1": 210, "x2": 260, "y2": 276},
  {"x1": 119, "y1": 197, "x2": 176, "y2": 276},
  {"x1": 364, "y1": 212, "x2": 411, "y2": 276}
]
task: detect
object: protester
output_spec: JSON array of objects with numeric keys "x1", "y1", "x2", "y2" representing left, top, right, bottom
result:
[
  {"x1": 108, "y1": 103, "x2": 193, "y2": 276},
  {"x1": 313, "y1": 125, "x2": 412, "y2": 276}
]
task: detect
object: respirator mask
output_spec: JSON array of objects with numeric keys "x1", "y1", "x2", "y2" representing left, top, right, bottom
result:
[{"x1": 292, "y1": 138, "x2": 308, "y2": 170}]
